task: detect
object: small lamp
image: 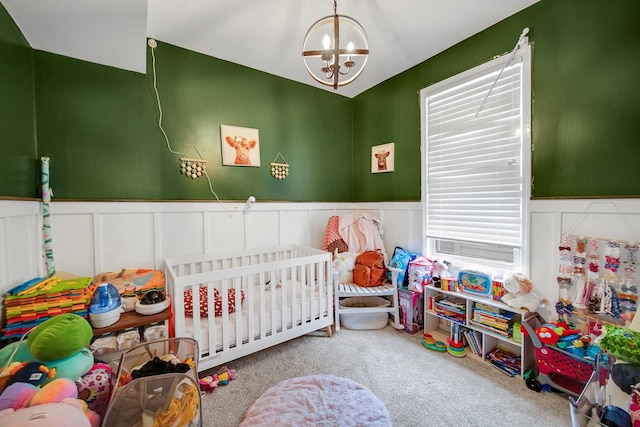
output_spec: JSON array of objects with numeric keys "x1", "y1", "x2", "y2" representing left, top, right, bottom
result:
[{"x1": 302, "y1": 0, "x2": 369, "y2": 89}]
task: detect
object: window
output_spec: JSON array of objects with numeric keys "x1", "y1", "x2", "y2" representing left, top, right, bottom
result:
[{"x1": 420, "y1": 44, "x2": 531, "y2": 273}]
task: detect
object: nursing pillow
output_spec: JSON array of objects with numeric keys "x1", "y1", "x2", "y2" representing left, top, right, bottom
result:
[{"x1": 184, "y1": 287, "x2": 245, "y2": 317}]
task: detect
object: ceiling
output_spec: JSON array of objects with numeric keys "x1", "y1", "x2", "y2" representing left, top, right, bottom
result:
[{"x1": 1, "y1": 0, "x2": 539, "y2": 98}]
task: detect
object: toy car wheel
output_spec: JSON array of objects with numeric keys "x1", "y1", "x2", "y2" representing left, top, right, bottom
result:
[{"x1": 526, "y1": 377, "x2": 542, "y2": 392}]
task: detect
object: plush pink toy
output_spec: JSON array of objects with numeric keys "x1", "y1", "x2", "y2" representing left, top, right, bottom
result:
[
  {"x1": 0, "y1": 382, "x2": 38, "y2": 410},
  {"x1": 199, "y1": 365, "x2": 237, "y2": 392},
  {"x1": 0, "y1": 378, "x2": 100, "y2": 427},
  {"x1": 30, "y1": 378, "x2": 78, "y2": 406},
  {"x1": 0, "y1": 402, "x2": 93, "y2": 427}
]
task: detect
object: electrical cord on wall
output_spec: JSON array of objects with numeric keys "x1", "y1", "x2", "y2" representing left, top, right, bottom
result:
[
  {"x1": 148, "y1": 39, "x2": 255, "y2": 213},
  {"x1": 149, "y1": 39, "x2": 186, "y2": 157}
]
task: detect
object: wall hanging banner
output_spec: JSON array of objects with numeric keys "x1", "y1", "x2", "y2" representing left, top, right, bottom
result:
[
  {"x1": 41, "y1": 156, "x2": 55, "y2": 277},
  {"x1": 270, "y1": 152, "x2": 289, "y2": 180}
]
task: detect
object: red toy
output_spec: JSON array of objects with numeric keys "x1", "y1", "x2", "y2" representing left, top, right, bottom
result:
[{"x1": 535, "y1": 320, "x2": 582, "y2": 346}]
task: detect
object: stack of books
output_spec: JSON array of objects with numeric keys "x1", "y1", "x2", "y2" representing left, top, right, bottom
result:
[
  {"x1": 486, "y1": 347, "x2": 521, "y2": 376},
  {"x1": 433, "y1": 296, "x2": 466, "y2": 323},
  {"x1": 470, "y1": 302, "x2": 516, "y2": 338}
]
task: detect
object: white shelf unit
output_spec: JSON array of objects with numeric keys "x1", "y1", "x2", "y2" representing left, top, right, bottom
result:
[{"x1": 424, "y1": 285, "x2": 536, "y2": 378}]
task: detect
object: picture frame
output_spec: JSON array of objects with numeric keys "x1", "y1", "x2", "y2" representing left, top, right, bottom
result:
[
  {"x1": 220, "y1": 125, "x2": 261, "y2": 167},
  {"x1": 371, "y1": 142, "x2": 395, "y2": 173}
]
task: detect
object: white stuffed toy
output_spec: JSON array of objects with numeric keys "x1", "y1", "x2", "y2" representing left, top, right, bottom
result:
[
  {"x1": 501, "y1": 272, "x2": 541, "y2": 311},
  {"x1": 332, "y1": 249, "x2": 358, "y2": 284}
]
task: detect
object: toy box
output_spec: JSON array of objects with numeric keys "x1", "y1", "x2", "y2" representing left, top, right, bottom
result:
[{"x1": 392, "y1": 288, "x2": 424, "y2": 334}]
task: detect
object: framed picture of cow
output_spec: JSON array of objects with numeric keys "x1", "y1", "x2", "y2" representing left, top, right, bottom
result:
[
  {"x1": 371, "y1": 142, "x2": 395, "y2": 173},
  {"x1": 220, "y1": 125, "x2": 261, "y2": 167}
]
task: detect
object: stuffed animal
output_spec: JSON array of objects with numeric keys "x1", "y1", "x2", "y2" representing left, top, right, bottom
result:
[
  {"x1": 0, "y1": 340, "x2": 94, "y2": 387},
  {"x1": 332, "y1": 249, "x2": 358, "y2": 284},
  {"x1": 0, "y1": 378, "x2": 100, "y2": 427},
  {"x1": 501, "y1": 272, "x2": 541, "y2": 311},
  {"x1": 199, "y1": 365, "x2": 237, "y2": 393}
]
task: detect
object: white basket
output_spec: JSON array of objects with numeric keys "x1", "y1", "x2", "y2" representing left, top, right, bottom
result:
[{"x1": 339, "y1": 296, "x2": 390, "y2": 330}]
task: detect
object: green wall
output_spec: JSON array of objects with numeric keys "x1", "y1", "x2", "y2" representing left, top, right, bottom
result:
[
  {"x1": 353, "y1": 0, "x2": 640, "y2": 200},
  {"x1": 3, "y1": 0, "x2": 640, "y2": 201},
  {"x1": 34, "y1": 43, "x2": 353, "y2": 201},
  {"x1": 0, "y1": 6, "x2": 36, "y2": 198}
]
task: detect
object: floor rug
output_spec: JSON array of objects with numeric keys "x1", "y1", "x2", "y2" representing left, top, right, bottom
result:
[{"x1": 239, "y1": 374, "x2": 392, "y2": 426}]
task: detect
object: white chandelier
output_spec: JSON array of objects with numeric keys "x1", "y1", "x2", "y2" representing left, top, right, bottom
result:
[{"x1": 301, "y1": 0, "x2": 369, "y2": 89}]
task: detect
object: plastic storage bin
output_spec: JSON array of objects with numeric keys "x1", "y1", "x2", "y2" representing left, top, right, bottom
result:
[{"x1": 339, "y1": 296, "x2": 390, "y2": 330}]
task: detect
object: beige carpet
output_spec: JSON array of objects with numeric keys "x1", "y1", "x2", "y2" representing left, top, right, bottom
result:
[{"x1": 200, "y1": 325, "x2": 572, "y2": 426}]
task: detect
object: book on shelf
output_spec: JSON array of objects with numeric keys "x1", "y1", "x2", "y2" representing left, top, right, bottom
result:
[
  {"x1": 434, "y1": 298, "x2": 466, "y2": 323},
  {"x1": 474, "y1": 302, "x2": 501, "y2": 313},
  {"x1": 435, "y1": 298, "x2": 466, "y2": 312},
  {"x1": 463, "y1": 330, "x2": 477, "y2": 354},
  {"x1": 491, "y1": 361, "x2": 518, "y2": 377},
  {"x1": 463, "y1": 328, "x2": 481, "y2": 355},
  {"x1": 469, "y1": 320, "x2": 512, "y2": 337},
  {"x1": 473, "y1": 305, "x2": 515, "y2": 322},
  {"x1": 486, "y1": 347, "x2": 521, "y2": 376},
  {"x1": 434, "y1": 303, "x2": 465, "y2": 316},
  {"x1": 471, "y1": 330, "x2": 482, "y2": 353},
  {"x1": 472, "y1": 314, "x2": 510, "y2": 331}
]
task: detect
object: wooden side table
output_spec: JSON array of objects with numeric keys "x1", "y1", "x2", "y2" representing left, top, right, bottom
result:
[{"x1": 91, "y1": 309, "x2": 171, "y2": 336}]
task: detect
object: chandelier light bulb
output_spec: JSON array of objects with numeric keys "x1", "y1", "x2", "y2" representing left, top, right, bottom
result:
[{"x1": 323, "y1": 34, "x2": 331, "y2": 50}]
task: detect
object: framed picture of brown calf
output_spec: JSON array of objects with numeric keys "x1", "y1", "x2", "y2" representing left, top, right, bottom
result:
[
  {"x1": 371, "y1": 142, "x2": 395, "y2": 173},
  {"x1": 220, "y1": 125, "x2": 261, "y2": 167}
]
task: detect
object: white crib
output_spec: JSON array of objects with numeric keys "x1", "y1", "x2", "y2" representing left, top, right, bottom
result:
[{"x1": 164, "y1": 245, "x2": 333, "y2": 373}]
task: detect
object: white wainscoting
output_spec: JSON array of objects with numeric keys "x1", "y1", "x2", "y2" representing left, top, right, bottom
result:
[
  {"x1": 0, "y1": 201, "x2": 45, "y2": 302},
  {"x1": 530, "y1": 199, "x2": 640, "y2": 321},
  {"x1": 2, "y1": 198, "x2": 639, "y2": 324},
  {"x1": 36, "y1": 201, "x2": 422, "y2": 283}
]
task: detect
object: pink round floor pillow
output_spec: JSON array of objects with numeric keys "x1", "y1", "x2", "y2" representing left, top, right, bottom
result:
[{"x1": 184, "y1": 287, "x2": 245, "y2": 317}]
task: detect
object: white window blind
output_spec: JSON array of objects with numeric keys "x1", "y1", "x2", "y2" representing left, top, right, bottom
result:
[{"x1": 421, "y1": 45, "x2": 531, "y2": 262}]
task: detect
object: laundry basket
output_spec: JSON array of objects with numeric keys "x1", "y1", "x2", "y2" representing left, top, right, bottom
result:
[{"x1": 103, "y1": 337, "x2": 202, "y2": 427}]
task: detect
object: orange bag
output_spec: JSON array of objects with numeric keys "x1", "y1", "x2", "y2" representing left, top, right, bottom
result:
[{"x1": 353, "y1": 251, "x2": 386, "y2": 287}]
